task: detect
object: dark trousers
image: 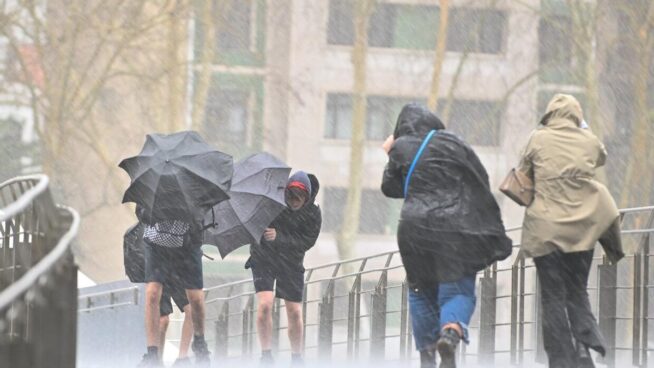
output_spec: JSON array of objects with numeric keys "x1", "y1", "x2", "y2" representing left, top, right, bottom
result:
[{"x1": 534, "y1": 250, "x2": 605, "y2": 368}]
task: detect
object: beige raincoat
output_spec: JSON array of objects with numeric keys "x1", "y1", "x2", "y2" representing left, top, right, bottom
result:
[{"x1": 518, "y1": 94, "x2": 622, "y2": 259}]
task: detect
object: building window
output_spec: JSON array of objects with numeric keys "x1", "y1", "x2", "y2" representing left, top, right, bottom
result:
[
  {"x1": 375, "y1": 4, "x2": 440, "y2": 49},
  {"x1": 327, "y1": 0, "x2": 354, "y2": 45},
  {"x1": 367, "y1": 96, "x2": 423, "y2": 140},
  {"x1": 322, "y1": 187, "x2": 390, "y2": 234},
  {"x1": 324, "y1": 93, "x2": 423, "y2": 141},
  {"x1": 324, "y1": 93, "x2": 352, "y2": 140},
  {"x1": 447, "y1": 8, "x2": 506, "y2": 54},
  {"x1": 203, "y1": 88, "x2": 251, "y2": 149},
  {"x1": 327, "y1": 1, "x2": 505, "y2": 53},
  {"x1": 217, "y1": 0, "x2": 254, "y2": 51},
  {"x1": 0, "y1": 116, "x2": 39, "y2": 180},
  {"x1": 438, "y1": 99, "x2": 503, "y2": 146},
  {"x1": 538, "y1": 15, "x2": 577, "y2": 83},
  {"x1": 194, "y1": 0, "x2": 262, "y2": 62},
  {"x1": 327, "y1": 0, "x2": 439, "y2": 50}
]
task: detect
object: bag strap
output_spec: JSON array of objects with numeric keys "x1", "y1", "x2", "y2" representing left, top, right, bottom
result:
[{"x1": 404, "y1": 129, "x2": 438, "y2": 198}]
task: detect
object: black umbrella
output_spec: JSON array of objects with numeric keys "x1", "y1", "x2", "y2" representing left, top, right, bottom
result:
[
  {"x1": 119, "y1": 131, "x2": 233, "y2": 223},
  {"x1": 203, "y1": 152, "x2": 290, "y2": 258}
]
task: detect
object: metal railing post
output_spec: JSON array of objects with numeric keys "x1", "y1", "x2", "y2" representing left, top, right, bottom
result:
[
  {"x1": 272, "y1": 298, "x2": 280, "y2": 352},
  {"x1": 370, "y1": 271, "x2": 388, "y2": 361},
  {"x1": 510, "y1": 261, "x2": 518, "y2": 364},
  {"x1": 347, "y1": 275, "x2": 361, "y2": 359},
  {"x1": 242, "y1": 295, "x2": 254, "y2": 358},
  {"x1": 318, "y1": 282, "x2": 334, "y2": 361},
  {"x1": 215, "y1": 302, "x2": 229, "y2": 359},
  {"x1": 633, "y1": 245, "x2": 643, "y2": 366},
  {"x1": 479, "y1": 264, "x2": 497, "y2": 366},
  {"x1": 302, "y1": 269, "x2": 313, "y2": 355},
  {"x1": 640, "y1": 233, "x2": 650, "y2": 367},
  {"x1": 598, "y1": 260, "x2": 617, "y2": 368},
  {"x1": 400, "y1": 281, "x2": 409, "y2": 361}
]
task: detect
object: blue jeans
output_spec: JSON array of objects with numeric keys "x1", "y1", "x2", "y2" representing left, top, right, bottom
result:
[{"x1": 408, "y1": 275, "x2": 477, "y2": 351}]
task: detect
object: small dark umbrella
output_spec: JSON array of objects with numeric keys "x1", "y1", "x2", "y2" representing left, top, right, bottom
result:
[
  {"x1": 119, "y1": 131, "x2": 233, "y2": 223},
  {"x1": 203, "y1": 152, "x2": 290, "y2": 258}
]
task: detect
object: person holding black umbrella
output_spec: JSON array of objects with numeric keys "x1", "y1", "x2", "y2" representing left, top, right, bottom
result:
[
  {"x1": 120, "y1": 131, "x2": 233, "y2": 367},
  {"x1": 123, "y1": 219, "x2": 195, "y2": 367},
  {"x1": 246, "y1": 171, "x2": 322, "y2": 366},
  {"x1": 136, "y1": 206, "x2": 210, "y2": 368}
]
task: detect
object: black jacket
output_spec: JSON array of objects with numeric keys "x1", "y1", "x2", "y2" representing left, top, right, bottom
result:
[
  {"x1": 381, "y1": 104, "x2": 512, "y2": 287},
  {"x1": 249, "y1": 174, "x2": 322, "y2": 272}
]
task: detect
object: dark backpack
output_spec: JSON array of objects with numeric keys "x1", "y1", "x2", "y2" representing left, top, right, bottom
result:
[{"x1": 123, "y1": 222, "x2": 146, "y2": 283}]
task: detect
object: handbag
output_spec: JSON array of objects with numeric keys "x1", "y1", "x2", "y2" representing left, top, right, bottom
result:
[
  {"x1": 404, "y1": 129, "x2": 438, "y2": 197},
  {"x1": 499, "y1": 168, "x2": 534, "y2": 206}
]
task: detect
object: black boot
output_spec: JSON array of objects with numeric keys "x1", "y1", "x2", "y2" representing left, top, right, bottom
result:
[
  {"x1": 420, "y1": 349, "x2": 436, "y2": 368},
  {"x1": 192, "y1": 335, "x2": 211, "y2": 367},
  {"x1": 137, "y1": 347, "x2": 161, "y2": 367},
  {"x1": 576, "y1": 341, "x2": 595, "y2": 368},
  {"x1": 436, "y1": 328, "x2": 459, "y2": 368}
]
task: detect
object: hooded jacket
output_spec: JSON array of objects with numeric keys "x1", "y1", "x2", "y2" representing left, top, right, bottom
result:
[
  {"x1": 249, "y1": 173, "x2": 322, "y2": 271},
  {"x1": 518, "y1": 94, "x2": 622, "y2": 260},
  {"x1": 382, "y1": 103, "x2": 512, "y2": 286}
]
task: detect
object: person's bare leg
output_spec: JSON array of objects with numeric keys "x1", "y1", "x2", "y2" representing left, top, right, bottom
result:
[
  {"x1": 285, "y1": 300, "x2": 303, "y2": 354},
  {"x1": 145, "y1": 282, "x2": 163, "y2": 348},
  {"x1": 178, "y1": 305, "x2": 193, "y2": 358},
  {"x1": 185, "y1": 289, "x2": 205, "y2": 335},
  {"x1": 256, "y1": 291, "x2": 275, "y2": 351},
  {"x1": 158, "y1": 315, "x2": 170, "y2": 359}
]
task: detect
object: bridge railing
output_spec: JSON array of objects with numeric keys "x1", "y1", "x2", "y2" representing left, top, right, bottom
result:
[
  {"x1": 0, "y1": 175, "x2": 80, "y2": 368},
  {"x1": 197, "y1": 206, "x2": 654, "y2": 367}
]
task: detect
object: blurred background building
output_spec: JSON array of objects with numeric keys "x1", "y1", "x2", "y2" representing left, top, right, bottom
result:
[{"x1": 0, "y1": 0, "x2": 652, "y2": 284}]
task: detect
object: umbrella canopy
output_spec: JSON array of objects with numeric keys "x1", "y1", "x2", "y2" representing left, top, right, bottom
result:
[
  {"x1": 204, "y1": 152, "x2": 291, "y2": 258},
  {"x1": 119, "y1": 131, "x2": 233, "y2": 223}
]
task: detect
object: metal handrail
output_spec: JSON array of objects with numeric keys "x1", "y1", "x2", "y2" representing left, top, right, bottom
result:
[
  {"x1": 0, "y1": 205, "x2": 80, "y2": 309},
  {"x1": 79, "y1": 205, "x2": 654, "y2": 366},
  {"x1": 0, "y1": 174, "x2": 80, "y2": 368},
  {"x1": 197, "y1": 205, "x2": 654, "y2": 365},
  {"x1": 0, "y1": 175, "x2": 50, "y2": 220},
  {"x1": 204, "y1": 205, "x2": 654, "y2": 300}
]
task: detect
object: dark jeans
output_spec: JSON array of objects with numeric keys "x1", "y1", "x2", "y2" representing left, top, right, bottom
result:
[{"x1": 534, "y1": 249, "x2": 605, "y2": 368}]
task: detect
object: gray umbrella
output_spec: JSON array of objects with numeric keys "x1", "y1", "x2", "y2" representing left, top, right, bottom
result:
[
  {"x1": 203, "y1": 152, "x2": 291, "y2": 258},
  {"x1": 119, "y1": 131, "x2": 233, "y2": 223}
]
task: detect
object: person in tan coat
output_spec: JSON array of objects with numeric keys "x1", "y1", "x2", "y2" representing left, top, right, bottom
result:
[{"x1": 518, "y1": 94, "x2": 622, "y2": 368}]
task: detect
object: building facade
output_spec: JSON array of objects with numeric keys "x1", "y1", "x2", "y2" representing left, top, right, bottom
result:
[{"x1": 192, "y1": 0, "x2": 595, "y2": 263}]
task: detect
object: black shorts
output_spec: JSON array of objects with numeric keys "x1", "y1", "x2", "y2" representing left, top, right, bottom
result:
[
  {"x1": 144, "y1": 241, "x2": 203, "y2": 290},
  {"x1": 250, "y1": 258, "x2": 305, "y2": 303},
  {"x1": 159, "y1": 284, "x2": 190, "y2": 316}
]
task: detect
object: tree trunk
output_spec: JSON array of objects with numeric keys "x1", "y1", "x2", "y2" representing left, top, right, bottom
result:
[
  {"x1": 427, "y1": 0, "x2": 450, "y2": 111},
  {"x1": 190, "y1": 0, "x2": 219, "y2": 130},
  {"x1": 166, "y1": 0, "x2": 185, "y2": 132},
  {"x1": 336, "y1": 0, "x2": 373, "y2": 262},
  {"x1": 620, "y1": 1, "x2": 654, "y2": 207}
]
